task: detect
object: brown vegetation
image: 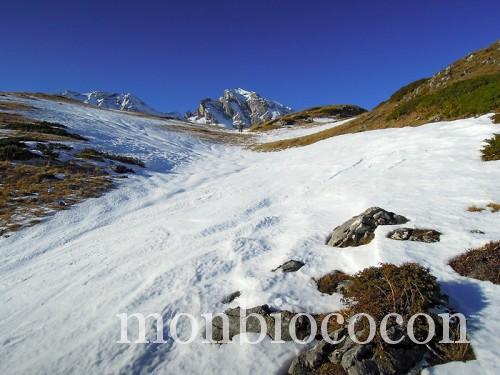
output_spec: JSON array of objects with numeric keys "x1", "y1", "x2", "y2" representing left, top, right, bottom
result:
[
  {"x1": 315, "y1": 271, "x2": 351, "y2": 295},
  {"x1": 449, "y1": 241, "x2": 500, "y2": 284},
  {"x1": 250, "y1": 104, "x2": 367, "y2": 132},
  {"x1": 0, "y1": 161, "x2": 113, "y2": 235},
  {"x1": 76, "y1": 148, "x2": 145, "y2": 167}
]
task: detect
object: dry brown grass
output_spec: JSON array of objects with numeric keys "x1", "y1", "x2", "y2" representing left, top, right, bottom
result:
[
  {"x1": 315, "y1": 271, "x2": 351, "y2": 295},
  {"x1": 487, "y1": 202, "x2": 500, "y2": 212},
  {"x1": 0, "y1": 161, "x2": 113, "y2": 235},
  {"x1": 467, "y1": 205, "x2": 486, "y2": 212},
  {"x1": 0, "y1": 101, "x2": 34, "y2": 112},
  {"x1": 467, "y1": 202, "x2": 500, "y2": 213},
  {"x1": 250, "y1": 104, "x2": 367, "y2": 132},
  {"x1": 449, "y1": 241, "x2": 500, "y2": 284}
]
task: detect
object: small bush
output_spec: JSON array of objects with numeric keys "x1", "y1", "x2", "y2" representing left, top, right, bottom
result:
[
  {"x1": 316, "y1": 271, "x2": 351, "y2": 295},
  {"x1": 449, "y1": 241, "x2": 500, "y2": 284},
  {"x1": 481, "y1": 134, "x2": 500, "y2": 161}
]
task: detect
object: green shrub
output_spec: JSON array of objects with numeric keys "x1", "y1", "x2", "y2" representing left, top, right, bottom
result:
[{"x1": 481, "y1": 134, "x2": 500, "y2": 161}]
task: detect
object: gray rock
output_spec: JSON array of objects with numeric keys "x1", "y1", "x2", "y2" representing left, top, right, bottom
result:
[
  {"x1": 272, "y1": 260, "x2": 305, "y2": 273},
  {"x1": 326, "y1": 207, "x2": 408, "y2": 247},
  {"x1": 221, "y1": 291, "x2": 241, "y2": 304},
  {"x1": 211, "y1": 305, "x2": 313, "y2": 343},
  {"x1": 387, "y1": 228, "x2": 441, "y2": 243}
]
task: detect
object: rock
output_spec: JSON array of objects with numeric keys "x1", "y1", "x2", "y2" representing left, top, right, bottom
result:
[
  {"x1": 470, "y1": 229, "x2": 485, "y2": 234},
  {"x1": 221, "y1": 291, "x2": 241, "y2": 304},
  {"x1": 272, "y1": 260, "x2": 305, "y2": 273},
  {"x1": 210, "y1": 305, "x2": 313, "y2": 342},
  {"x1": 326, "y1": 207, "x2": 408, "y2": 247},
  {"x1": 316, "y1": 271, "x2": 351, "y2": 295},
  {"x1": 387, "y1": 228, "x2": 441, "y2": 243}
]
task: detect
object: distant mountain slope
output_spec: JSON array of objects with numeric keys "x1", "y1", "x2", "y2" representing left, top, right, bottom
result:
[
  {"x1": 188, "y1": 88, "x2": 293, "y2": 128},
  {"x1": 60, "y1": 91, "x2": 180, "y2": 119},
  {"x1": 250, "y1": 104, "x2": 367, "y2": 132},
  {"x1": 254, "y1": 40, "x2": 500, "y2": 151}
]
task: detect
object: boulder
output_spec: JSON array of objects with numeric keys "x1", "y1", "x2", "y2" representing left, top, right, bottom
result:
[
  {"x1": 326, "y1": 207, "x2": 408, "y2": 247},
  {"x1": 387, "y1": 228, "x2": 441, "y2": 243}
]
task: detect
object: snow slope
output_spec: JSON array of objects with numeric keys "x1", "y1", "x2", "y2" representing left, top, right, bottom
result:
[{"x1": 0, "y1": 98, "x2": 499, "y2": 375}]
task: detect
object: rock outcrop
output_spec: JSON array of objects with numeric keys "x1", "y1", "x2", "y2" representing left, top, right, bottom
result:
[
  {"x1": 326, "y1": 207, "x2": 408, "y2": 247},
  {"x1": 210, "y1": 305, "x2": 313, "y2": 342},
  {"x1": 188, "y1": 88, "x2": 293, "y2": 128}
]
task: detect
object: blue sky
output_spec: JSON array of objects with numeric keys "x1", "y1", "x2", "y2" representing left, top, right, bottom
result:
[{"x1": 1, "y1": 0, "x2": 498, "y2": 113}]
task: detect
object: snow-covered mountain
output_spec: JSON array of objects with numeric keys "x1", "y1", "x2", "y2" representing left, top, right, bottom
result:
[
  {"x1": 60, "y1": 90, "x2": 180, "y2": 118},
  {"x1": 188, "y1": 88, "x2": 293, "y2": 128}
]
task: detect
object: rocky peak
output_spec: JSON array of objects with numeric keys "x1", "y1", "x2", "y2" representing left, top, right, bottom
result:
[{"x1": 189, "y1": 88, "x2": 293, "y2": 128}]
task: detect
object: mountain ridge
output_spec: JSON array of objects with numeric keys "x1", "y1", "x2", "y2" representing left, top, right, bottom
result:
[
  {"x1": 188, "y1": 88, "x2": 293, "y2": 128},
  {"x1": 60, "y1": 90, "x2": 181, "y2": 119}
]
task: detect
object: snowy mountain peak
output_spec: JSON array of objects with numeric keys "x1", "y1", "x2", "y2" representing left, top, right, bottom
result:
[
  {"x1": 189, "y1": 88, "x2": 293, "y2": 128},
  {"x1": 60, "y1": 90, "x2": 179, "y2": 118}
]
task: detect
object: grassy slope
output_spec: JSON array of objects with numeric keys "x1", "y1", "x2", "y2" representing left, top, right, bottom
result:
[
  {"x1": 254, "y1": 40, "x2": 500, "y2": 151},
  {"x1": 249, "y1": 104, "x2": 367, "y2": 132}
]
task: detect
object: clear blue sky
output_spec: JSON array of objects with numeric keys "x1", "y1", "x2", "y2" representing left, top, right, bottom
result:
[{"x1": 2, "y1": 0, "x2": 498, "y2": 113}]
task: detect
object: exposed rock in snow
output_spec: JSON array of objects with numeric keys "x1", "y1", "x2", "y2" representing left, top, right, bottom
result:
[
  {"x1": 189, "y1": 88, "x2": 293, "y2": 128},
  {"x1": 387, "y1": 228, "x2": 441, "y2": 242},
  {"x1": 272, "y1": 260, "x2": 305, "y2": 273},
  {"x1": 221, "y1": 291, "x2": 242, "y2": 304},
  {"x1": 326, "y1": 207, "x2": 408, "y2": 247},
  {"x1": 210, "y1": 305, "x2": 312, "y2": 342},
  {"x1": 60, "y1": 90, "x2": 180, "y2": 118}
]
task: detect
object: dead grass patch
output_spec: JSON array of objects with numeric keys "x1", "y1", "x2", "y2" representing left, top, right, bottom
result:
[
  {"x1": 486, "y1": 202, "x2": 500, "y2": 212},
  {"x1": 0, "y1": 101, "x2": 34, "y2": 112},
  {"x1": 250, "y1": 104, "x2": 367, "y2": 132},
  {"x1": 467, "y1": 205, "x2": 486, "y2": 212},
  {"x1": 449, "y1": 241, "x2": 500, "y2": 284},
  {"x1": 0, "y1": 161, "x2": 113, "y2": 236},
  {"x1": 76, "y1": 148, "x2": 145, "y2": 167}
]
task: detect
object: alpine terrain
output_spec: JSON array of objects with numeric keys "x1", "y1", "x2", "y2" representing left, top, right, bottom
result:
[{"x1": 0, "y1": 41, "x2": 499, "y2": 375}]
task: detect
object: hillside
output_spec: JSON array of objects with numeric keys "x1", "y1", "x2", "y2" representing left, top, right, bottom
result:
[
  {"x1": 253, "y1": 40, "x2": 500, "y2": 151},
  {"x1": 249, "y1": 104, "x2": 367, "y2": 132}
]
